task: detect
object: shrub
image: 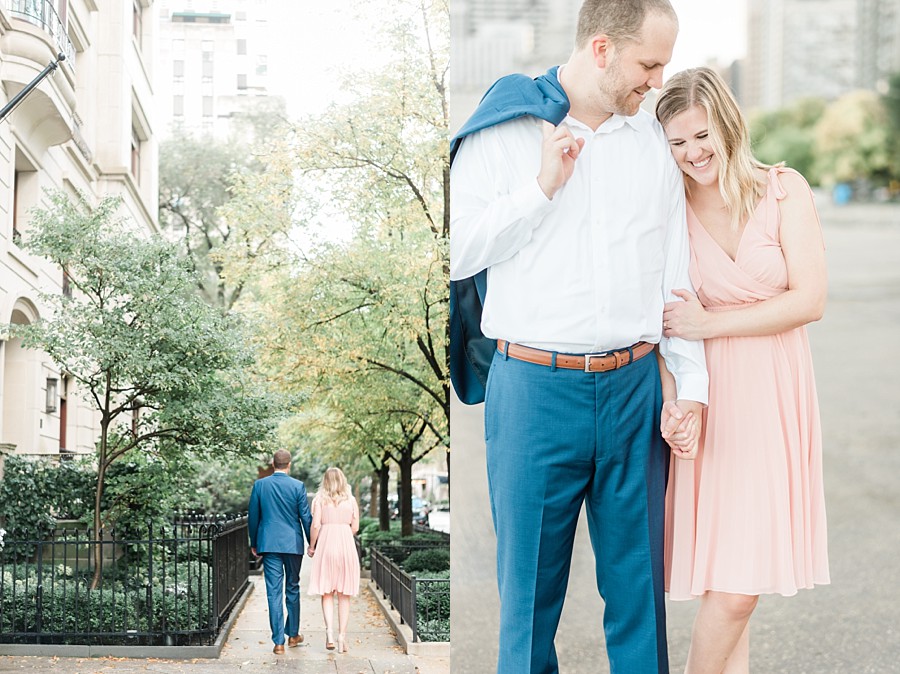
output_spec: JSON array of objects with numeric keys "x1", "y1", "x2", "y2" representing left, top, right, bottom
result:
[
  {"x1": 415, "y1": 577, "x2": 449, "y2": 642},
  {"x1": 403, "y1": 548, "x2": 450, "y2": 574},
  {"x1": 0, "y1": 559, "x2": 213, "y2": 636},
  {"x1": 417, "y1": 617, "x2": 449, "y2": 642}
]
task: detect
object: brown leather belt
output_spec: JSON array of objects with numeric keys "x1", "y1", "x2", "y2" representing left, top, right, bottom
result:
[{"x1": 496, "y1": 339, "x2": 654, "y2": 373}]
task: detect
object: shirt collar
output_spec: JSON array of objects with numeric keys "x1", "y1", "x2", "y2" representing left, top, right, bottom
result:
[{"x1": 565, "y1": 111, "x2": 645, "y2": 134}]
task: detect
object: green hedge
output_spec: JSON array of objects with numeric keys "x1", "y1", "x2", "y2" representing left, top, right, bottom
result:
[
  {"x1": 415, "y1": 576, "x2": 449, "y2": 642},
  {"x1": 403, "y1": 548, "x2": 450, "y2": 574},
  {"x1": 0, "y1": 560, "x2": 212, "y2": 635}
]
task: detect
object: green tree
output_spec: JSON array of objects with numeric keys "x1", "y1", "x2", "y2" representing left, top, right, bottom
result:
[
  {"x1": 750, "y1": 97, "x2": 825, "y2": 183},
  {"x1": 158, "y1": 103, "x2": 292, "y2": 311},
  {"x1": 17, "y1": 192, "x2": 280, "y2": 588},
  {"x1": 226, "y1": 0, "x2": 449, "y2": 536},
  {"x1": 881, "y1": 71, "x2": 900, "y2": 180},
  {"x1": 813, "y1": 90, "x2": 892, "y2": 187}
]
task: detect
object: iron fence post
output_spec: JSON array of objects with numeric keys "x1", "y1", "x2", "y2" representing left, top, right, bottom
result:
[
  {"x1": 411, "y1": 574, "x2": 418, "y2": 642},
  {"x1": 35, "y1": 541, "x2": 44, "y2": 639}
]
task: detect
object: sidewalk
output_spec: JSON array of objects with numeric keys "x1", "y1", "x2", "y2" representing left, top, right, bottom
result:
[{"x1": 0, "y1": 562, "x2": 450, "y2": 674}]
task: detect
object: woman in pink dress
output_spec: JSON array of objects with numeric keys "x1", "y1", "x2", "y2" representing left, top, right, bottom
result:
[
  {"x1": 654, "y1": 68, "x2": 830, "y2": 673},
  {"x1": 306, "y1": 467, "x2": 361, "y2": 653}
]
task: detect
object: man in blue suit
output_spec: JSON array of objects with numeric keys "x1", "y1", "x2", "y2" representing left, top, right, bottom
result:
[{"x1": 248, "y1": 449, "x2": 313, "y2": 654}]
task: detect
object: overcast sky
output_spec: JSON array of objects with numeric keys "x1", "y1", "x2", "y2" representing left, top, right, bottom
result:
[
  {"x1": 286, "y1": 1, "x2": 749, "y2": 115},
  {"x1": 668, "y1": 0, "x2": 748, "y2": 77}
]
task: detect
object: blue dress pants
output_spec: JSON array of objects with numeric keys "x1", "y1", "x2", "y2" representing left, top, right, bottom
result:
[
  {"x1": 485, "y1": 350, "x2": 668, "y2": 674},
  {"x1": 262, "y1": 552, "x2": 303, "y2": 645}
]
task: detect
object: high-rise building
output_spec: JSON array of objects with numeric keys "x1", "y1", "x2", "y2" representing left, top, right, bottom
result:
[
  {"x1": 450, "y1": 0, "x2": 581, "y2": 130},
  {"x1": 744, "y1": 0, "x2": 900, "y2": 111},
  {"x1": 0, "y1": 0, "x2": 159, "y2": 460},
  {"x1": 157, "y1": 0, "x2": 289, "y2": 138}
]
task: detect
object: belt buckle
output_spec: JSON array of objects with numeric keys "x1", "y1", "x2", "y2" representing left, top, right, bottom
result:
[{"x1": 583, "y1": 351, "x2": 611, "y2": 372}]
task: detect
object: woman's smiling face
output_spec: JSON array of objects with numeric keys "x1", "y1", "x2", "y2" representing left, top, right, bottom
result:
[{"x1": 663, "y1": 105, "x2": 718, "y2": 187}]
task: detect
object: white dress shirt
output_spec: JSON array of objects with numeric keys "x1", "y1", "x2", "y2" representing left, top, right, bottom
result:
[{"x1": 450, "y1": 108, "x2": 708, "y2": 404}]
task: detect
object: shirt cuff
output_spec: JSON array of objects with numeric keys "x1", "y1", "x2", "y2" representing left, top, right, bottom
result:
[
  {"x1": 675, "y1": 373, "x2": 709, "y2": 406},
  {"x1": 525, "y1": 176, "x2": 554, "y2": 210}
]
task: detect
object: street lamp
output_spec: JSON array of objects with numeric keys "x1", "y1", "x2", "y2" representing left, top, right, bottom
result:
[{"x1": 45, "y1": 377, "x2": 58, "y2": 413}]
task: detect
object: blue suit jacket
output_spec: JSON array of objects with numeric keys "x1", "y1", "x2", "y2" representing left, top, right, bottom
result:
[
  {"x1": 247, "y1": 472, "x2": 313, "y2": 555},
  {"x1": 450, "y1": 66, "x2": 570, "y2": 404}
]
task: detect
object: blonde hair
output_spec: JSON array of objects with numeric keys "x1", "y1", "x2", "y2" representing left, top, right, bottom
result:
[
  {"x1": 317, "y1": 467, "x2": 351, "y2": 504},
  {"x1": 655, "y1": 67, "x2": 776, "y2": 228}
]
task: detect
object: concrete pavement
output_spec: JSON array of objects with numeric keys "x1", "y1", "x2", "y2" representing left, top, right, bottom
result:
[
  {"x1": 0, "y1": 559, "x2": 450, "y2": 673},
  {"x1": 450, "y1": 200, "x2": 900, "y2": 672}
]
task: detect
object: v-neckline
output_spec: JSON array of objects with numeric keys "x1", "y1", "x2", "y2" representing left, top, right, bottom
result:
[{"x1": 687, "y1": 192, "x2": 766, "y2": 264}]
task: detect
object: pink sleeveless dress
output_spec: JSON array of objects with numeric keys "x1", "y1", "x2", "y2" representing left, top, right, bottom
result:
[
  {"x1": 665, "y1": 167, "x2": 830, "y2": 600},
  {"x1": 307, "y1": 496, "x2": 361, "y2": 596}
]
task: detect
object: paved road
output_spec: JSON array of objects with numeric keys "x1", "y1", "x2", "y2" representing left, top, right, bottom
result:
[{"x1": 450, "y1": 201, "x2": 900, "y2": 672}]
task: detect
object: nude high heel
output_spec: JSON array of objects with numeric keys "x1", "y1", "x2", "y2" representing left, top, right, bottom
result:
[
  {"x1": 338, "y1": 633, "x2": 348, "y2": 653},
  {"x1": 325, "y1": 629, "x2": 335, "y2": 651}
]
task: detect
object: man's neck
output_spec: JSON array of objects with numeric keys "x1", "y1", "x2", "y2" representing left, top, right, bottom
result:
[
  {"x1": 273, "y1": 468, "x2": 289, "y2": 474},
  {"x1": 558, "y1": 61, "x2": 613, "y2": 132}
]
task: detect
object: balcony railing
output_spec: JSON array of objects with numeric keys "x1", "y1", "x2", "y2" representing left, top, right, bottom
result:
[{"x1": 7, "y1": 0, "x2": 76, "y2": 69}]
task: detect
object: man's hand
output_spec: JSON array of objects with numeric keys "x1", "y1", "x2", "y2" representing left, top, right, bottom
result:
[
  {"x1": 307, "y1": 547, "x2": 315, "y2": 558},
  {"x1": 660, "y1": 400, "x2": 703, "y2": 460},
  {"x1": 251, "y1": 547, "x2": 259, "y2": 558},
  {"x1": 537, "y1": 121, "x2": 585, "y2": 200}
]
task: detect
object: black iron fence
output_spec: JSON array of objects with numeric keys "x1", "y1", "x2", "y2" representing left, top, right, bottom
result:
[
  {"x1": 0, "y1": 515, "x2": 249, "y2": 646},
  {"x1": 413, "y1": 522, "x2": 450, "y2": 541},
  {"x1": 370, "y1": 543, "x2": 450, "y2": 643}
]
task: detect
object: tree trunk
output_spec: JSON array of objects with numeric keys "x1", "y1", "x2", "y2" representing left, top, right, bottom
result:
[
  {"x1": 369, "y1": 473, "x2": 378, "y2": 518},
  {"x1": 89, "y1": 458, "x2": 107, "y2": 590},
  {"x1": 399, "y1": 449, "x2": 414, "y2": 537},
  {"x1": 378, "y1": 462, "x2": 391, "y2": 531}
]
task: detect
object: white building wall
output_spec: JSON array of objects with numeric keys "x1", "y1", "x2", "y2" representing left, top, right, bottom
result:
[{"x1": 0, "y1": 0, "x2": 159, "y2": 459}]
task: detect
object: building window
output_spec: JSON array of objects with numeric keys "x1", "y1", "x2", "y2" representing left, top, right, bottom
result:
[
  {"x1": 131, "y1": 127, "x2": 141, "y2": 183},
  {"x1": 173, "y1": 95, "x2": 184, "y2": 116},
  {"x1": 173, "y1": 59, "x2": 184, "y2": 79},
  {"x1": 237, "y1": 39, "x2": 247, "y2": 55},
  {"x1": 133, "y1": 0, "x2": 143, "y2": 48},
  {"x1": 12, "y1": 149, "x2": 38, "y2": 246},
  {"x1": 173, "y1": 38, "x2": 185, "y2": 56},
  {"x1": 237, "y1": 73, "x2": 247, "y2": 90},
  {"x1": 256, "y1": 54, "x2": 267, "y2": 77},
  {"x1": 12, "y1": 170, "x2": 21, "y2": 244},
  {"x1": 202, "y1": 96, "x2": 213, "y2": 117},
  {"x1": 202, "y1": 59, "x2": 213, "y2": 81}
]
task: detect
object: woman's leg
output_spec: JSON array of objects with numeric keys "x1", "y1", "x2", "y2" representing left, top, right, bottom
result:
[
  {"x1": 321, "y1": 592, "x2": 335, "y2": 648},
  {"x1": 685, "y1": 591, "x2": 758, "y2": 674},
  {"x1": 338, "y1": 593, "x2": 351, "y2": 651},
  {"x1": 721, "y1": 623, "x2": 750, "y2": 674}
]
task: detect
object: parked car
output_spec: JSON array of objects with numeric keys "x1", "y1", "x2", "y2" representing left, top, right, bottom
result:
[{"x1": 390, "y1": 496, "x2": 431, "y2": 525}]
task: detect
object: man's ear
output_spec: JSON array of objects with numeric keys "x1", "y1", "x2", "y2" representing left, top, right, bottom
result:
[{"x1": 592, "y1": 34, "x2": 612, "y2": 69}]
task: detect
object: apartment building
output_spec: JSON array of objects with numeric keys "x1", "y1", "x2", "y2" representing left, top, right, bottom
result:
[
  {"x1": 156, "y1": 0, "x2": 289, "y2": 139},
  {"x1": 744, "y1": 0, "x2": 900, "y2": 110},
  {"x1": 0, "y1": 0, "x2": 158, "y2": 460}
]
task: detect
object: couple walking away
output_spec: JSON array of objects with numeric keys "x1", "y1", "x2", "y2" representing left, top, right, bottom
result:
[
  {"x1": 248, "y1": 452, "x2": 361, "y2": 655},
  {"x1": 450, "y1": 0, "x2": 829, "y2": 672}
]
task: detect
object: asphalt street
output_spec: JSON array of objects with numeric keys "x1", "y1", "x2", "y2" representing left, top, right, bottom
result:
[{"x1": 450, "y1": 199, "x2": 900, "y2": 673}]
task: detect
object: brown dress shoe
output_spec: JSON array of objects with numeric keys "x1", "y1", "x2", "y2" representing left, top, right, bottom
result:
[
  {"x1": 272, "y1": 644, "x2": 285, "y2": 654},
  {"x1": 288, "y1": 634, "x2": 304, "y2": 647}
]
